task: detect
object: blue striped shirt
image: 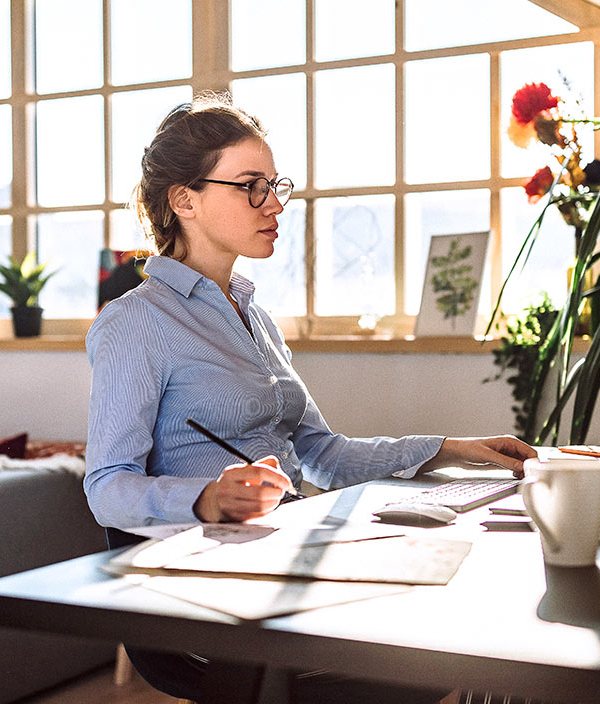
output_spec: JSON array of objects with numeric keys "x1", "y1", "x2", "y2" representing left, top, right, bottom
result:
[{"x1": 84, "y1": 255, "x2": 444, "y2": 528}]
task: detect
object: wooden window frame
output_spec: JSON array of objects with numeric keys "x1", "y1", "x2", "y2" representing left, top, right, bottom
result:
[{"x1": 2, "y1": 0, "x2": 600, "y2": 345}]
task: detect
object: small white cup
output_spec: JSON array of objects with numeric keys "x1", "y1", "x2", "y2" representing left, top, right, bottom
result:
[{"x1": 522, "y1": 456, "x2": 600, "y2": 567}]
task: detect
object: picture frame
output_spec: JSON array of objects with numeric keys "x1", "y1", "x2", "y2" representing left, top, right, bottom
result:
[{"x1": 414, "y1": 231, "x2": 489, "y2": 337}]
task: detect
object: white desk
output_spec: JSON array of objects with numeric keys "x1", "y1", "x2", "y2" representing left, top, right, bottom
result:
[{"x1": 1, "y1": 476, "x2": 600, "y2": 702}]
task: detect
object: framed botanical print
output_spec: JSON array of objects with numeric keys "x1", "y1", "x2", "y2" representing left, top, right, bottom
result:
[{"x1": 415, "y1": 231, "x2": 489, "y2": 336}]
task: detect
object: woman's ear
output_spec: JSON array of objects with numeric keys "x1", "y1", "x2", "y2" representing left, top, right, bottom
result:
[{"x1": 168, "y1": 185, "x2": 195, "y2": 218}]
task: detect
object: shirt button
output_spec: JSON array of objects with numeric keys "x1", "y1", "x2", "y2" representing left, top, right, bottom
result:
[
  {"x1": 274, "y1": 416, "x2": 281, "y2": 424},
  {"x1": 281, "y1": 451, "x2": 289, "y2": 459},
  {"x1": 269, "y1": 375, "x2": 278, "y2": 385}
]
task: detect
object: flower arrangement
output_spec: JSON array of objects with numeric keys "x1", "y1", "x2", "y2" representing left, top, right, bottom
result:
[
  {"x1": 485, "y1": 79, "x2": 600, "y2": 446},
  {"x1": 508, "y1": 80, "x2": 600, "y2": 248}
]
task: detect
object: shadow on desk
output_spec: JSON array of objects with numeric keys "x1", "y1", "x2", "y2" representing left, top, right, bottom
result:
[{"x1": 537, "y1": 565, "x2": 600, "y2": 628}]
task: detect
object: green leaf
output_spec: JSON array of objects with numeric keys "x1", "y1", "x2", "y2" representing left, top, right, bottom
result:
[
  {"x1": 0, "y1": 252, "x2": 57, "y2": 307},
  {"x1": 570, "y1": 322, "x2": 600, "y2": 443},
  {"x1": 536, "y1": 358, "x2": 585, "y2": 445},
  {"x1": 484, "y1": 203, "x2": 551, "y2": 338}
]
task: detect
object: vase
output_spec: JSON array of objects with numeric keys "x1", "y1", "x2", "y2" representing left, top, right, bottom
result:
[{"x1": 11, "y1": 306, "x2": 43, "y2": 337}]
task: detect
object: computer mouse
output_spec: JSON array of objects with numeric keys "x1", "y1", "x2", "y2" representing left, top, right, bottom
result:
[{"x1": 373, "y1": 502, "x2": 458, "y2": 526}]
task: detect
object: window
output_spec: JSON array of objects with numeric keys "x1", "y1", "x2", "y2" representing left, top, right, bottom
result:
[
  {"x1": 2, "y1": 0, "x2": 599, "y2": 338},
  {"x1": 1, "y1": 0, "x2": 193, "y2": 325}
]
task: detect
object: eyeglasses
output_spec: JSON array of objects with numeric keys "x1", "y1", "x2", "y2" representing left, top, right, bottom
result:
[{"x1": 191, "y1": 176, "x2": 294, "y2": 208}]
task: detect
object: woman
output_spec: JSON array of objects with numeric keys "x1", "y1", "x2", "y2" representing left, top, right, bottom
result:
[
  {"x1": 85, "y1": 93, "x2": 533, "y2": 528},
  {"x1": 84, "y1": 92, "x2": 535, "y2": 703}
]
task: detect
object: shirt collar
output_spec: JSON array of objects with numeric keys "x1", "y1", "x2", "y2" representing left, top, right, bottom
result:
[
  {"x1": 144, "y1": 255, "x2": 255, "y2": 302},
  {"x1": 230, "y1": 271, "x2": 255, "y2": 308},
  {"x1": 144, "y1": 255, "x2": 204, "y2": 297}
]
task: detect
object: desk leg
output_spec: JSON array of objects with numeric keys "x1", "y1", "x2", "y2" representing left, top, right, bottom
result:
[{"x1": 255, "y1": 666, "x2": 291, "y2": 704}]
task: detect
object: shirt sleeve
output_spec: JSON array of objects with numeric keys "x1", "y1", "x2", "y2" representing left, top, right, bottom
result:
[
  {"x1": 84, "y1": 296, "x2": 206, "y2": 528},
  {"x1": 291, "y1": 394, "x2": 445, "y2": 490},
  {"x1": 255, "y1": 306, "x2": 445, "y2": 491}
]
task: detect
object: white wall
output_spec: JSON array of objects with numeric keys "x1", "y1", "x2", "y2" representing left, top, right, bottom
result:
[
  {"x1": 0, "y1": 351, "x2": 93, "y2": 440},
  {"x1": 0, "y1": 349, "x2": 518, "y2": 442}
]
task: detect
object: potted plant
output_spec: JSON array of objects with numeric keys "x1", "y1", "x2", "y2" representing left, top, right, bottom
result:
[
  {"x1": 0, "y1": 253, "x2": 56, "y2": 337},
  {"x1": 484, "y1": 295, "x2": 558, "y2": 442}
]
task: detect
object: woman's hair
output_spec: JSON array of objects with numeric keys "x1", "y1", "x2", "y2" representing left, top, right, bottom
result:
[{"x1": 133, "y1": 91, "x2": 266, "y2": 258}]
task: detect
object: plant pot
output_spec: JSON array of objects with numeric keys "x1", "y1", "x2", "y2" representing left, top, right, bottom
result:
[{"x1": 11, "y1": 306, "x2": 43, "y2": 338}]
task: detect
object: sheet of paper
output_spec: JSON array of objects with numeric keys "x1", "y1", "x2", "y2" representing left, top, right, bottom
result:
[
  {"x1": 126, "y1": 522, "x2": 279, "y2": 543},
  {"x1": 256, "y1": 521, "x2": 407, "y2": 547},
  {"x1": 110, "y1": 524, "x2": 279, "y2": 569},
  {"x1": 113, "y1": 520, "x2": 407, "y2": 571},
  {"x1": 125, "y1": 523, "x2": 198, "y2": 540},
  {"x1": 106, "y1": 533, "x2": 471, "y2": 586},
  {"x1": 141, "y1": 574, "x2": 411, "y2": 620}
]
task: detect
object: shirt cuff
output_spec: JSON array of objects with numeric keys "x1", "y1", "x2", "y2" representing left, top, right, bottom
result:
[
  {"x1": 392, "y1": 435, "x2": 446, "y2": 479},
  {"x1": 160, "y1": 477, "x2": 213, "y2": 524}
]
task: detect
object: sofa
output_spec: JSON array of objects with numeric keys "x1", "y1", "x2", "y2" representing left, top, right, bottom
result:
[{"x1": 0, "y1": 466, "x2": 115, "y2": 703}]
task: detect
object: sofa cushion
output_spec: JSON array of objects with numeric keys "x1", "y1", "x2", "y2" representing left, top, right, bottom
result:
[
  {"x1": 0, "y1": 469, "x2": 114, "y2": 703},
  {"x1": 0, "y1": 433, "x2": 28, "y2": 459},
  {"x1": 0, "y1": 469, "x2": 106, "y2": 577}
]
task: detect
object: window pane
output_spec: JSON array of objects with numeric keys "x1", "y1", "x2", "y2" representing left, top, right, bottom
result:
[
  {"x1": 500, "y1": 188, "x2": 572, "y2": 313},
  {"x1": 315, "y1": 65, "x2": 395, "y2": 189},
  {"x1": 231, "y1": 74, "x2": 307, "y2": 191},
  {"x1": 34, "y1": 0, "x2": 103, "y2": 93},
  {"x1": 236, "y1": 200, "x2": 307, "y2": 317},
  {"x1": 405, "y1": 54, "x2": 489, "y2": 184},
  {"x1": 501, "y1": 42, "x2": 594, "y2": 179},
  {"x1": 405, "y1": 0, "x2": 577, "y2": 52},
  {"x1": 0, "y1": 0, "x2": 10, "y2": 98},
  {"x1": 315, "y1": 0, "x2": 395, "y2": 62},
  {"x1": 36, "y1": 96, "x2": 104, "y2": 206},
  {"x1": 37, "y1": 211, "x2": 104, "y2": 318},
  {"x1": 110, "y1": 209, "x2": 147, "y2": 252},
  {"x1": 111, "y1": 85, "x2": 192, "y2": 203},
  {"x1": 404, "y1": 190, "x2": 490, "y2": 315},
  {"x1": 230, "y1": 0, "x2": 305, "y2": 71},
  {"x1": 315, "y1": 195, "x2": 395, "y2": 317},
  {"x1": 0, "y1": 105, "x2": 11, "y2": 207},
  {"x1": 111, "y1": 0, "x2": 192, "y2": 86},
  {"x1": 0, "y1": 215, "x2": 12, "y2": 317}
]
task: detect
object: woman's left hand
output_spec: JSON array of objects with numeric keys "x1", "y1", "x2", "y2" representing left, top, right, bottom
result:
[{"x1": 421, "y1": 435, "x2": 537, "y2": 479}]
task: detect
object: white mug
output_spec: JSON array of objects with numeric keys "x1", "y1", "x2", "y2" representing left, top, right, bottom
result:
[{"x1": 522, "y1": 456, "x2": 600, "y2": 567}]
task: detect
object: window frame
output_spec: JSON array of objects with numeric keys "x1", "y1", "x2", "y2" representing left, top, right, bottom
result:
[{"x1": 2, "y1": 0, "x2": 600, "y2": 341}]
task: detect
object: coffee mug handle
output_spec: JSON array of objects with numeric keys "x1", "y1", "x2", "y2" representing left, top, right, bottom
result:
[{"x1": 521, "y1": 476, "x2": 560, "y2": 553}]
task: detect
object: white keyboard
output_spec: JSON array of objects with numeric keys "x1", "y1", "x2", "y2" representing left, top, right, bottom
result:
[{"x1": 407, "y1": 478, "x2": 521, "y2": 513}]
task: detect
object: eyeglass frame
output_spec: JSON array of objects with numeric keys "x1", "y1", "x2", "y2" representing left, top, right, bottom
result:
[{"x1": 189, "y1": 176, "x2": 294, "y2": 208}]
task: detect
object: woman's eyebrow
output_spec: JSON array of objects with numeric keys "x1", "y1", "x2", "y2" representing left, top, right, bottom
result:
[{"x1": 234, "y1": 169, "x2": 277, "y2": 179}]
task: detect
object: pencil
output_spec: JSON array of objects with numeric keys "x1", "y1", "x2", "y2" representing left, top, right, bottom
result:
[
  {"x1": 186, "y1": 417, "x2": 255, "y2": 464},
  {"x1": 558, "y1": 445, "x2": 600, "y2": 458},
  {"x1": 185, "y1": 417, "x2": 299, "y2": 497}
]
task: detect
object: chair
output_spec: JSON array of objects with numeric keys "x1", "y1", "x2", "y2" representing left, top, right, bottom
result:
[{"x1": 105, "y1": 527, "x2": 265, "y2": 704}]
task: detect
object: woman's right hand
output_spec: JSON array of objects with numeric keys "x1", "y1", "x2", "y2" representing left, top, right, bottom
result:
[{"x1": 193, "y1": 455, "x2": 294, "y2": 522}]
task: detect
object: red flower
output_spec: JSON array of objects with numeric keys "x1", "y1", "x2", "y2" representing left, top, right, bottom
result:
[
  {"x1": 512, "y1": 83, "x2": 559, "y2": 125},
  {"x1": 524, "y1": 166, "x2": 554, "y2": 203}
]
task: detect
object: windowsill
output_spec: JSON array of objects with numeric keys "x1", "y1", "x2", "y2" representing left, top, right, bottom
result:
[
  {"x1": 0, "y1": 333, "x2": 592, "y2": 355},
  {"x1": 0, "y1": 335, "x2": 88, "y2": 351}
]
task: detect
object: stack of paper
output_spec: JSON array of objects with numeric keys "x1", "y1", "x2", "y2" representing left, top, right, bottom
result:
[{"x1": 104, "y1": 521, "x2": 471, "y2": 619}]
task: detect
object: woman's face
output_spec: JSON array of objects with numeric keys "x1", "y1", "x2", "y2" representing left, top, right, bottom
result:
[{"x1": 185, "y1": 137, "x2": 285, "y2": 264}]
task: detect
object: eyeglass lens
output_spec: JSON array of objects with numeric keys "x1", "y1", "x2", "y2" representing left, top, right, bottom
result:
[{"x1": 249, "y1": 178, "x2": 293, "y2": 207}]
